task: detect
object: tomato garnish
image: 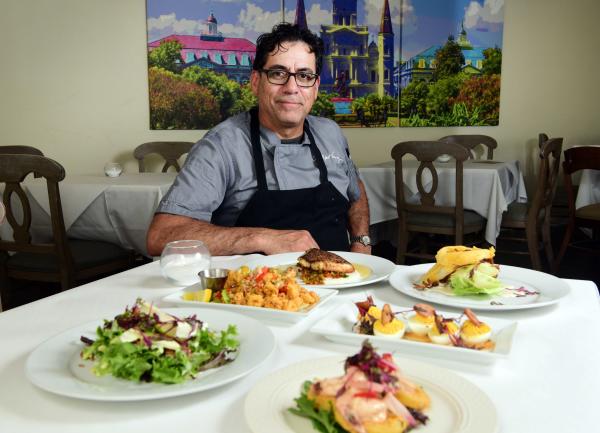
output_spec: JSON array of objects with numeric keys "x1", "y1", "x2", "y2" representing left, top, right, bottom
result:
[{"x1": 353, "y1": 390, "x2": 380, "y2": 399}]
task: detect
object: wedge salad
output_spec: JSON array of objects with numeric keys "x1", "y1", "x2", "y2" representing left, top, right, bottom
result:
[{"x1": 79, "y1": 298, "x2": 239, "y2": 384}]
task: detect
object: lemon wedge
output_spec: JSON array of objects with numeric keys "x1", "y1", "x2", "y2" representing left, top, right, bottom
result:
[{"x1": 202, "y1": 289, "x2": 212, "y2": 302}]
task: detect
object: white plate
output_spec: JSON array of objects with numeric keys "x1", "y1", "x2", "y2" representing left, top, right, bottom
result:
[
  {"x1": 25, "y1": 309, "x2": 275, "y2": 401},
  {"x1": 310, "y1": 299, "x2": 517, "y2": 366},
  {"x1": 244, "y1": 356, "x2": 498, "y2": 433},
  {"x1": 389, "y1": 263, "x2": 571, "y2": 311},
  {"x1": 162, "y1": 287, "x2": 338, "y2": 324},
  {"x1": 244, "y1": 252, "x2": 396, "y2": 289}
]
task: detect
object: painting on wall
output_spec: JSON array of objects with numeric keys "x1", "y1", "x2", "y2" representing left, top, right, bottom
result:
[
  {"x1": 399, "y1": 0, "x2": 504, "y2": 126},
  {"x1": 146, "y1": 0, "x2": 503, "y2": 130}
]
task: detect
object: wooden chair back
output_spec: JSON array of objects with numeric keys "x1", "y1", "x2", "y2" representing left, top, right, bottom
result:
[
  {"x1": 529, "y1": 137, "x2": 563, "y2": 223},
  {"x1": 554, "y1": 146, "x2": 600, "y2": 271},
  {"x1": 0, "y1": 154, "x2": 73, "y2": 282},
  {"x1": 0, "y1": 146, "x2": 45, "y2": 178},
  {"x1": 391, "y1": 141, "x2": 471, "y2": 247},
  {"x1": 0, "y1": 145, "x2": 44, "y2": 156},
  {"x1": 133, "y1": 141, "x2": 194, "y2": 173},
  {"x1": 438, "y1": 134, "x2": 497, "y2": 160}
]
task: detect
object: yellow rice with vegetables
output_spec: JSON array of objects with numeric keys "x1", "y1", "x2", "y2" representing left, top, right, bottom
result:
[{"x1": 223, "y1": 266, "x2": 320, "y2": 311}]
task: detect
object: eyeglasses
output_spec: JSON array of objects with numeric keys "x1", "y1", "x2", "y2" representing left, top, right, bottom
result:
[{"x1": 260, "y1": 69, "x2": 319, "y2": 87}]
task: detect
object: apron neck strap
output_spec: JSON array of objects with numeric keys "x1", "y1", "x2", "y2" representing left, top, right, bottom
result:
[
  {"x1": 249, "y1": 107, "x2": 329, "y2": 190},
  {"x1": 249, "y1": 107, "x2": 268, "y2": 190}
]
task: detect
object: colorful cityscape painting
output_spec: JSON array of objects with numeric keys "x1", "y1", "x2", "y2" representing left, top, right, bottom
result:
[{"x1": 146, "y1": 0, "x2": 504, "y2": 129}]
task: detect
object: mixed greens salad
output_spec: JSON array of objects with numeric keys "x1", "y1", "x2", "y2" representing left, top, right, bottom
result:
[{"x1": 80, "y1": 298, "x2": 239, "y2": 384}]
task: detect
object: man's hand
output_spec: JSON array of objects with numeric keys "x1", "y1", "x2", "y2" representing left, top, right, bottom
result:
[{"x1": 258, "y1": 229, "x2": 319, "y2": 254}]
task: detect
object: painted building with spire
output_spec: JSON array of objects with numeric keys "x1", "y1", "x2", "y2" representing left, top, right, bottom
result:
[
  {"x1": 306, "y1": 0, "x2": 395, "y2": 98},
  {"x1": 398, "y1": 23, "x2": 486, "y2": 89},
  {"x1": 148, "y1": 12, "x2": 256, "y2": 84}
]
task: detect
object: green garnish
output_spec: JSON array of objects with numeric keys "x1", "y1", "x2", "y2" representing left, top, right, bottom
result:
[{"x1": 289, "y1": 381, "x2": 345, "y2": 433}]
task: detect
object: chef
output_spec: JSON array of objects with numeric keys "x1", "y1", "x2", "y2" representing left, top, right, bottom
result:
[{"x1": 146, "y1": 23, "x2": 371, "y2": 256}]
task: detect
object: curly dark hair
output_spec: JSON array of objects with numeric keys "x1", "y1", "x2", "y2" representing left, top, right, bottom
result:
[{"x1": 252, "y1": 22, "x2": 324, "y2": 75}]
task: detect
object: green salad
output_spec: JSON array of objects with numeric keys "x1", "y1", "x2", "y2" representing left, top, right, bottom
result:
[
  {"x1": 448, "y1": 262, "x2": 505, "y2": 296},
  {"x1": 80, "y1": 298, "x2": 239, "y2": 384}
]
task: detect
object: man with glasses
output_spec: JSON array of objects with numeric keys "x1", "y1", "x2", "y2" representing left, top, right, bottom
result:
[{"x1": 147, "y1": 23, "x2": 370, "y2": 256}]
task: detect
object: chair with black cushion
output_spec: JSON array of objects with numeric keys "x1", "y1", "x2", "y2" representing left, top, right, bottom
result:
[
  {"x1": 133, "y1": 141, "x2": 194, "y2": 173},
  {"x1": 0, "y1": 154, "x2": 135, "y2": 308},
  {"x1": 438, "y1": 135, "x2": 497, "y2": 160},
  {"x1": 553, "y1": 146, "x2": 600, "y2": 272},
  {"x1": 498, "y1": 137, "x2": 563, "y2": 271},
  {"x1": 391, "y1": 141, "x2": 486, "y2": 264}
]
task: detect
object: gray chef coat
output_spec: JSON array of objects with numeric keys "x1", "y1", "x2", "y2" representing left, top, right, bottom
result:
[{"x1": 157, "y1": 111, "x2": 362, "y2": 226}]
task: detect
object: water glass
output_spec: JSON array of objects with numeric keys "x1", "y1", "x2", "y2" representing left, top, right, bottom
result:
[
  {"x1": 160, "y1": 240, "x2": 211, "y2": 286},
  {"x1": 104, "y1": 162, "x2": 123, "y2": 177}
]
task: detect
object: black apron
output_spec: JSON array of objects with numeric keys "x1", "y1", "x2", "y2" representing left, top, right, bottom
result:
[{"x1": 235, "y1": 108, "x2": 350, "y2": 251}]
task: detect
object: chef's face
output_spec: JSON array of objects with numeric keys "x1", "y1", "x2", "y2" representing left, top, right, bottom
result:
[{"x1": 251, "y1": 41, "x2": 320, "y2": 138}]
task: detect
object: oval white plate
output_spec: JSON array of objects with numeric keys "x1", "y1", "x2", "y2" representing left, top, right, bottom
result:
[
  {"x1": 245, "y1": 355, "x2": 498, "y2": 433},
  {"x1": 390, "y1": 263, "x2": 571, "y2": 311},
  {"x1": 26, "y1": 309, "x2": 275, "y2": 401},
  {"x1": 244, "y1": 252, "x2": 396, "y2": 289}
]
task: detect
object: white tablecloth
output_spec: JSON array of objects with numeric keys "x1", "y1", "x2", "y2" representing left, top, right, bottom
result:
[
  {"x1": 0, "y1": 173, "x2": 175, "y2": 256},
  {"x1": 359, "y1": 160, "x2": 528, "y2": 245},
  {"x1": 575, "y1": 169, "x2": 600, "y2": 209},
  {"x1": 0, "y1": 258, "x2": 598, "y2": 433}
]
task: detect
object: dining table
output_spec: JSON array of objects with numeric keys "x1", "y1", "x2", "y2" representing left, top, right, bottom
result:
[
  {"x1": 0, "y1": 255, "x2": 597, "y2": 433},
  {"x1": 360, "y1": 160, "x2": 528, "y2": 245},
  {"x1": 0, "y1": 173, "x2": 174, "y2": 256}
]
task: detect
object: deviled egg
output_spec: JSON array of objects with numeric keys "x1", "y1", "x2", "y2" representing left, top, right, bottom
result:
[
  {"x1": 460, "y1": 308, "x2": 492, "y2": 347},
  {"x1": 373, "y1": 304, "x2": 405, "y2": 338},
  {"x1": 407, "y1": 303, "x2": 436, "y2": 336},
  {"x1": 427, "y1": 318, "x2": 460, "y2": 345}
]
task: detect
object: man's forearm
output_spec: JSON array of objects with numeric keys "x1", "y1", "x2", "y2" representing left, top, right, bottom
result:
[
  {"x1": 146, "y1": 213, "x2": 318, "y2": 256},
  {"x1": 347, "y1": 180, "x2": 371, "y2": 253}
]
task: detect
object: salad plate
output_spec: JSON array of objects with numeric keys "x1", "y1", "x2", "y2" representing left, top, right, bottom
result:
[
  {"x1": 25, "y1": 309, "x2": 275, "y2": 401},
  {"x1": 244, "y1": 355, "x2": 498, "y2": 433},
  {"x1": 390, "y1": 263, "x2": 571, "y2": 311},
  {"x1": 243, "y1": 252, "x2": 396, "y2": 289},
  {"x1": 162, "y1": 287, "x2": 338, "y2": 324},
  {"x1": 310, "y1": 299, "x2": 517, "y2": 366}
]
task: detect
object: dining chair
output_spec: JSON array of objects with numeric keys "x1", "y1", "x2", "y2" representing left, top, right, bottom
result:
[
  {"x1": 133, "y1": 141, "x2": 194, "y2": 173},
  {"x1": 0, "y1": 145, "x2": 44, "y2": 177},
  {"x1": 553, "y1": 146, "x2": 600, "y2": 272},
  {"x1": 0, "y1": 154, "x2": 135, "y2": 308},
  {"x1": 390, "y1": 141, "x2": 486, "y2": 264},
  {"x1": 438, "y1": 135, "x2": 497, "y2": 160},
  {"x1": 498, "y1": 137, "x2": 563, "y2": 271},
  {"x1": 0, "y1": 145, "x2": 44, "y2": 156}
]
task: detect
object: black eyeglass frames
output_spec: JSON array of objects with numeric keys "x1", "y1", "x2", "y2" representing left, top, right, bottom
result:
[{"x1": 260, "y1": 69, "x2": 319, "y2": 87}]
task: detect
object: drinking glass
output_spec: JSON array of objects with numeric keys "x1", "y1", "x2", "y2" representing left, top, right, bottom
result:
[
  {"x1": 160, "y1": 240, "x2": 211, "y2": 286},
  {"x1": 104, "y1": 162, "x2": 123, "y2": 177}
]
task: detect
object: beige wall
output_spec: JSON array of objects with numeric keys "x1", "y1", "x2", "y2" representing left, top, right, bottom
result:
[{"x1": 1, "y1": 0, "x2": 599, "y2": 189}]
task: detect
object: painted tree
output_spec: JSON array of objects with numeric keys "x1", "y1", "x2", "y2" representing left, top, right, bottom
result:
[
  {"x1": 148, "y1": 40, "x2": 183, "y2": 73},
  {"x1": 451, "y1": 74, "x2": 501, "y2": 124},
  {"x1": 148, "y1": 67, "x2": 220, "y2": 129},
  {"x1": 482, "y1": 47, "x2": 502, "y2": 75},
  {"x1": 182, "y1": 66, "x2": 241, "y2": 120},
  {"x1": 433, "y1": 35, "x2": 465, "y2": 81},
  {"x1": 400, "y1": 80, "x2": 429, "y2": 117},
  {"x1": 229, "y1": 84, "x2": 257, "y2": 115},
  {"x1": 311, "y1": 92, "x2": 336, "y2": 118}
]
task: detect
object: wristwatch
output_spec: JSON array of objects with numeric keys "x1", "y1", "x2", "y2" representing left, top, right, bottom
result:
[{"x1": 350, "y1": 235, "x2": 372, "y2": 246}]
